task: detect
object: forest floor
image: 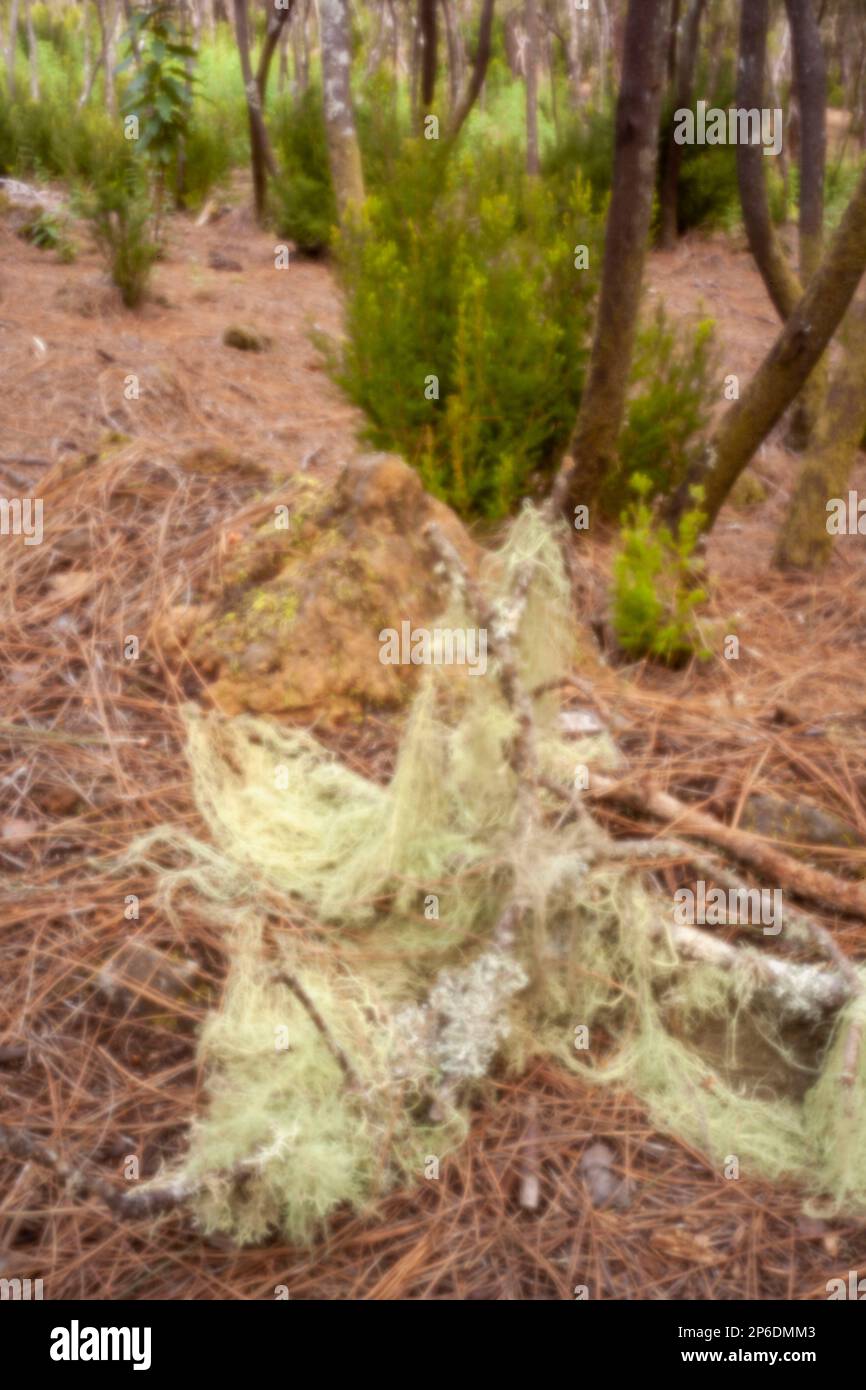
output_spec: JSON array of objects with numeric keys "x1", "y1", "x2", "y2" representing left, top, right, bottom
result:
[{"x1": 2, "y1": 191, "x2": 866, "y2": 1299}]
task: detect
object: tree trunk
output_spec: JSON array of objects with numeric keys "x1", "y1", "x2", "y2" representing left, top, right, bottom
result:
[
  {"x1": 773, "y1": 300, "x2": 866, "y2": 571},
  {"x1": 78, "y1": 5, "x2": 106, "y2": 108},
  {"x1": 559, "y1": 0, "x2": 669, "y2": 519},
  {"x1": 6, "y1": 0, "x2": 19, "y2": 102},
  {"x1": 94, "y1": 0, "x2": 119, "y2": 117},
  {"x1": 784, "y1": 0, "x2": 828, "y2": 450},
  {"x1": 232, "y1": 0, "x2": 278, "y2": 224},
  {"x1": 565, "y1": 0, "x2": 581, "y2": 107},
  {"x1": 440, "y1": 0, "x2": 463, "y2": 112},
  {"x1": 658, "y1": 0, "x2": 707, "y2": 251},
  {"x1": 667, "y1": 159, "x2": 866, "y2": 534},
  {"x1": 546, "y1": 12, "x2": 558, "y2": 140},
  {"x1": 524, "y1": 0, "x2": 539, "y2": 174},
  {"x1": 257, "y1": 0, "x2": 295, "y2": 104},
  {"x1": 319, "y1": 0, "x2": 366, "y2": 219},
  {"x1": 735, "y1": 0, "x2": 827, "y2": 453},
  {"x1": 419, "y1": 0, "x2": 437, "y2": 109},
  {"x1": 278, "y1": 12, "x2": 290, "y2": 91},
  {"x1": 736, "y1": 0, "x2": 801, "y2": 320},
  {"x1": 446, "y1": 0, "x2": 495, "y2": 140},
  {"x1": 292, "y1": 0, "x2": 310, "y2": 95},
  {"x1": 23, "y1": 0, "x2": 37, "y2": 101},
  {"x1": 595, "y1": 0, "x2": 609, "y2": 104}
]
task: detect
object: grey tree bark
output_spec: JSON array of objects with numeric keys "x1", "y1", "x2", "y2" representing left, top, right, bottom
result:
[
  {"x1": 319, "y1": 0, "x2": 366, "y2": 218},
  {"x1": 658, "y1": 0, "x2": 707, "y2": 250},
  {"x1": 232, "y1": 0, "x2": 279, "y2": 224},
  {"x1": 6, "y1": 0, "x2": 20, "y2": 103},
  {"x1": 446, "y1": 0, "x2": 495, "y2": 140},
  {"x1": 23, "y1": 0, "x2": 37, "y2": 100},
  {"x1": 558, "y1": 0, "x2": 670, "y2": 519},
  {"x1": 666, "y1": 159, "x2": 866, "y2": 535},
  {"x1": 524, "y1": 0, "x2": 539, "y2": 174}
]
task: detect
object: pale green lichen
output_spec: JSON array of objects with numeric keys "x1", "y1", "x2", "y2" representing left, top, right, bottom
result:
[{"x1": 123, "y1": 506, "x2": 866, "y2": 1244}]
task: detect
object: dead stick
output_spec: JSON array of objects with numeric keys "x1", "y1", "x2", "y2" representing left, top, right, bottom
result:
[
  {"x1": 0, "y1": 1124, "x2": 200, "y2": 1218},
  {"x1": 273, "y1": 971, "x2": 362, "y2": 1091},
  {"x1": 589, "y1": 772, "x2": 866, "y2": 920}
]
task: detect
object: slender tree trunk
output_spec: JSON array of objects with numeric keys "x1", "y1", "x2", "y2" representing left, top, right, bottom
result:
[
  {"x1": 419, "y1": 0, "x2": 437, "y2": 109},
  {"x1": 292, "y1": 0, "x2": 310, "y2": 95},
  {"x1": 667, "y1": 159, "x2": 866, "y2": 534},
  {"x1": 446, "y1": 0, "x2": 495, "y2": 140},
  {"x1": 79, "y1": 5, "x2": 107, "y2": 108},
  {"x1": 558, "y1": 0, "x2": 669, "y2": 519},
  {"x1": 233, "y1": 0, "x2": 279, "y2": 224},
  {"x1": 736, "y1": 0, "x2": 801, "y2": 322},
  {"x1": 440, "y1": 0, "x2": 462, "y2": 111},
  {"x1": 23, "y1": 0, "x2": 37, "y2": 100},
  {"x1": 658, "y1": 0, "x2": 707, "y2": 250},
  {"x1": 546, "y1": 14, "x2": 558, "y2": 140},
  {"x1": 784, "y1": 0, "x2": 828, "y2": 449},
  {"x1": 121, "y1": 0, "x2": 142, "y2": 65},
  {"x1": 735, "y1": 0, "x2": 827, "y2": 453},
  {"x1": 524, "y1": 0, "x2": 539, "y2": 173},
  {"x1": 319, "y1": 0, "x2": 366, "y2": 218},
  {"x1": 565, "y1": 0, "x2": 581, "y2": 107},
  {"x1": 94, "y1": 0, "x2": 119, "y2": 117},
  {"x1": 595, "y1": 0, "x2": 609, "y2": 105},
  {"x1": 278, "y1": 12, "x2": 290, "y2": 91},
  {"x1": 366, "y1": 0, "x2": 391, "y2": 78},
  {"x1": 257, "y1": 0, "x2": 295, "y2": 104},
  {"x1": 6, "y1": 0, "x2": 19, "y2": 101},
  {"x1": 667, "y1": 0, "x2": 680, "y2": 82},
  {"x1": 773, "y1": 301, "x2": 866, "y2": 570},
  {"x1": 409, "y1": 0, "x2": 421, "y2": 126}
]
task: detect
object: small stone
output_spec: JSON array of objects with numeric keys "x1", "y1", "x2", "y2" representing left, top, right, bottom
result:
[
  {"x1": 223, "y1": 324, "x2": 271, "y2": 352},
  {"x1": 209, "y1": 250, "x2": 243, "y2": 272}
]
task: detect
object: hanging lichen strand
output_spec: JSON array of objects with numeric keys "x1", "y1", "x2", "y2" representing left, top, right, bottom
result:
[{"x1": 127, "y1": 507, "x2": 866, "y2": 1245}]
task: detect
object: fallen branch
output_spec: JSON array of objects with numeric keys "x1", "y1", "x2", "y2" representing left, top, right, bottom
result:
[
  {"x1": 0, "y1": 1124, "x2": 199, "y2": 1219},
  {"x1": 537, "y1": 774, "x2": 857, "y2": 1018},
  {"x1": 589, "y1": 772, "x2": 866, "y2": 920},
  {"x1": 655, "y1": 917, "x2": 853, "y2": 1019}
]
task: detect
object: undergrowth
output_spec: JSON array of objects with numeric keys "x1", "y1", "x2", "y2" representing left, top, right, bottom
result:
[
  {"x1": 612, "y1": 475, "x2": 711, "y2": 665},
  {"x1": 334, "y1": 143, "x2": 601, "y2": 518}
]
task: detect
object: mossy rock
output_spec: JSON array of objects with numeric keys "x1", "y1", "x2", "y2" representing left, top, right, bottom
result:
[
  {"x1": 178, "y1": 453, "x2": 479, "y2": 725},
  {"x1": 223, "y1": 324, "x2": 272, "y2": 352},
  {"x1": 741, "y1": 792, "x2": 863, "y2": 853}
]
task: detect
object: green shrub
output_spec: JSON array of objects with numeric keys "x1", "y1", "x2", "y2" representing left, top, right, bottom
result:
[
  {"x1": 602, "y1": 307, "x2": 718, "y2": 513},
  {"x1": 825, "y1": 159, "x2": 862, "y2": 233},
  {"x1": 356, "y1": 68, "x2": 408, "y2": 191},
  {"x1": 542, "y1": 105, "x2": 617, "y2": 211},
  {"x1": 612, "y1": 475, "x2": 710, "y2": 665},
  {"x1": 18, "y1": 208, "x2": 76, "y2": 262},
  {"x1": 119, "y1": 2, "x2": 198, "y2": 238},
  {"x1": 334, "y1": 143, "x2": 602, "y2": 518},
  {"x1": 675, "y1": 141, "x2": 739, "y2": 232},
  {"x1": 271, "y1": 73, "x2": 410, "y2": 254},
  {"x1": 76, "y1": 170, "x2": 158, "y2": 308},
  {"x1": 177, "y1": 112, "x2": 237, "y2": 209},
  {"x1": 270, "y1": 86, "x2": 337, "y2": 254},
  {"x1": 0, "y1": 95, "x2": 128, "y2": 183}
]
